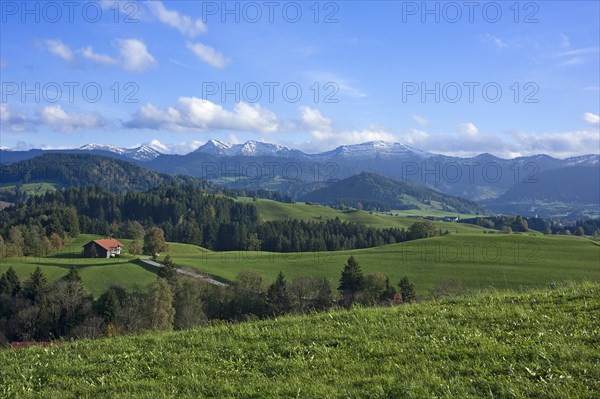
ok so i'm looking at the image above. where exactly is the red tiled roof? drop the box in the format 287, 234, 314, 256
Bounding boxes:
86, 239, 124, 250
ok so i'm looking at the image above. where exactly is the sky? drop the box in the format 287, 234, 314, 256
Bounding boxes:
0, 0, 599, 158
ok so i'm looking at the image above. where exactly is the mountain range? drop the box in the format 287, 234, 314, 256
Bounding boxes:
1, 140, 598, 218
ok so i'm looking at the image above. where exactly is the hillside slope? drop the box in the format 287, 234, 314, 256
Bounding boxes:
302, 172, 489, 214
0, 153, 210, 195
1, 283, 598, 398
493, 166, 600, 204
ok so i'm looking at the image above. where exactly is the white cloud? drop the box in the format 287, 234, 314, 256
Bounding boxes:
560, 33, 570, 49
147, 1, 207, 37
116, 39, 157, 72
187, 42, 229, 68
458, 122, 479, 136
126, 97, 279, 133
554, 47, 599, 67
298, 107, 396, 151
0, 104, 31, 132
412, 114, 430, 126
300, 106, 333, 132
42, 39, 75, 63
583, 112, 600, 124
306, 72, 366, 98
39, 106, 106, 133
0, 104, 106, 133
479, 33, 507, 49
80, 46, 118, 65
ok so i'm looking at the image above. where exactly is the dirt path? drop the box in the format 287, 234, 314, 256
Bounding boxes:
140, 258, 228, 286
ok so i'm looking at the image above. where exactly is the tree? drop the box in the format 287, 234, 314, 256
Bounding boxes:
361, 273, 388, 305
288, 276, 332, 313
95, 285, 127, 324
231, 271, 266, 319
49, 233, 63, 252
24, 267, 47, 300
124, 221, 145, 240
576, 226, 585, 236
143, 227, 169, 258
0, 235, 6, 260
0, 266, 21, 296
408, 221, 437, 240
128, 239, 142, 255
63, 206, 80, 237
144, 279, 175, 331
42, 277, 93, 337
173, 278, 206, 330
398, 276, 416, 303
338, 256, 364, 304
266, 271, 291, 316
7, 226, 24, 258
380, 277, 397, 302
65, 266, 82, 283
158, 254, 178, 284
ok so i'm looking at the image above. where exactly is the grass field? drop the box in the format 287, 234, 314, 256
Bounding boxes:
0, 234, 158, 297
248, 198, 487, 233
171, 234, 600, 292
0, 182, 58, 197
1, 282, 598, 398
1, 233, 598, 297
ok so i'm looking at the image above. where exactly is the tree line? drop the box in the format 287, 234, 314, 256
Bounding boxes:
0, 256, 421, 345
0, 185, 441, 256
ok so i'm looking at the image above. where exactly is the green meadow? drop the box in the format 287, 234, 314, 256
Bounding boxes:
1, 282, 598, 398
248, 198, 486, 233
3, 233, 598, 297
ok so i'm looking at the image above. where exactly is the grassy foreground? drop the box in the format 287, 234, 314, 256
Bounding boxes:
1, 282, 598, 398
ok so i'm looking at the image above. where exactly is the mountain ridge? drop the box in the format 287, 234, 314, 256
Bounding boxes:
1, 140, 598, 164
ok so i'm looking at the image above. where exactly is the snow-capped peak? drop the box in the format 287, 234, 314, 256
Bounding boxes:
0, 146, 14, 151
564, 154, 600, 167
78, 143, 161, 161
79, 143, 125, 154
195, 140, 296, 157
194, 139, 234, 155
324, 141, 431, 159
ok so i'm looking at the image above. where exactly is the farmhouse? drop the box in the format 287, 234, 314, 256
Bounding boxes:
83, 239, 124, 258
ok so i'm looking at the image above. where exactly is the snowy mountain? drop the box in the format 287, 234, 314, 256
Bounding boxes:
564, 154, 600, 167
193, 140, 234, 155
0, 146, 14, 152
319, 141, 432, 159
193, 140, 432, 159
78, 144, 161, 161
194, 140, 303, 158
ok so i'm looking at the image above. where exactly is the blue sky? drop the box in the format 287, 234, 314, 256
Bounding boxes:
1, 0, 599, 158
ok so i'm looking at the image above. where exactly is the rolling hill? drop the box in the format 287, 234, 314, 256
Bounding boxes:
0, 153, 211, 195
301, 172, 489, 214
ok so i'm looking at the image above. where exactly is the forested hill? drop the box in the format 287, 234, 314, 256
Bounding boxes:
302, 172, 489, 214
0, 153, 211, 195
493, 166, 600, 204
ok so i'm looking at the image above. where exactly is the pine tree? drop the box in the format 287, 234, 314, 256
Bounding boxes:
158, 254, 178, 283
338, 256, 364, 303
24, 266, 47, 300
380, 277, 397, 302
65, 266, 82, 283
398, 276, 416, 303
0, 266, 21, 296
266, 271, 291, 316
